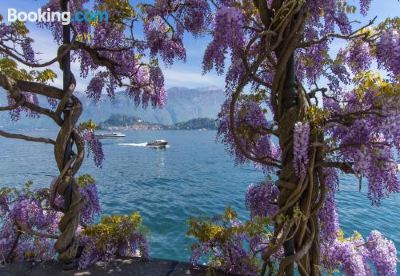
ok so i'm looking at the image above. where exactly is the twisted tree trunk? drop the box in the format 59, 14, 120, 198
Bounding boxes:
266, 4, 324, 275
51, 0, 85, 267
277, 54, 299, 276
274, 56, 325, 276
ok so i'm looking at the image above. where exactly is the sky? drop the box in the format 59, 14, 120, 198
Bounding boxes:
0, 0, 399, 92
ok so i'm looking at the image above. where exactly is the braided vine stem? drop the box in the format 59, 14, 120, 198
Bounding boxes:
52, 93, 85, 264
227, 1, 327, 275
246, 1, 327, 275
51, 0, 85, 266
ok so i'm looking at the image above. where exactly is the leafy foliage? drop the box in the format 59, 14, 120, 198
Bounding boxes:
188, 207, 271, 276
79, 212, 149, 269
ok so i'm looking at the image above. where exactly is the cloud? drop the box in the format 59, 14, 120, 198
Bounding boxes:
162, 68, 224, 89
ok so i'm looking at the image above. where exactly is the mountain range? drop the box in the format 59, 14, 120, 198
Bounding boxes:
0, 87, 225, 130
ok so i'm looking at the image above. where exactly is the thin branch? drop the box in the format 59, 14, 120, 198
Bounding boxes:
23, 101, 63, 126
0, 130, 56, 145
0, 96, 25, 111
326, 141, 390, 153
0, 72, 63, 100
298, 16, 378, 48
320, 161, 355, 174
17, 80, 64, 99
0, 33, 77, 68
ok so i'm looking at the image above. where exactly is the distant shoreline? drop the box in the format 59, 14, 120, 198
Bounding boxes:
103, 126, 216, 131
99, 115, 218, 131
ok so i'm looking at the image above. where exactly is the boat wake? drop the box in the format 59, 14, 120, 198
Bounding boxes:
119, 142, 171, 148
119, 142, 148, 147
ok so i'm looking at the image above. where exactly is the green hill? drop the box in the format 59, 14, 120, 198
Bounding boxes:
170, 118, 217, 130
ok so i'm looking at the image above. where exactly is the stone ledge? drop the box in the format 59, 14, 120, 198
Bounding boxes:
0, 258, 228, 276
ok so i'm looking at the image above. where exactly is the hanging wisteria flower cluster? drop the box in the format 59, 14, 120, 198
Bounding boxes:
217, 99, 280, 172
78, 121, 105, 168
293, 122, 310, 177
245, 181, 279, 218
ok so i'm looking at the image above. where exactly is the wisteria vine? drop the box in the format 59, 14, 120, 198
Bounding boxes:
151, 0, 400, 275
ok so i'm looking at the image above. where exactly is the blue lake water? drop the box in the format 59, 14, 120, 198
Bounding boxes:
0, 130, 399, 262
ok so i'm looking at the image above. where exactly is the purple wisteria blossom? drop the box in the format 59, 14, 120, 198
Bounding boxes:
347, 40, 373, 73
319, 168, 339, 243
79, 182, 101, 226
245, 181, 279, 219
203, 6, 245, 74
81, 130, 104, 168
366, 231, 398, 276
293, 122, 310, 177
377, 29, 400, 78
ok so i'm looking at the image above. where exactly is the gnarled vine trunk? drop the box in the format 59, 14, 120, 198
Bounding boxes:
274, 55, 324, 275
51, 0, 84, 266
263, 3, 325, 275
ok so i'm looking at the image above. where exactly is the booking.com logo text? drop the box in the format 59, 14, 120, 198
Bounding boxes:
7, 8, 109, 26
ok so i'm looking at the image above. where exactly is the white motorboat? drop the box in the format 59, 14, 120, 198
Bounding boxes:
146, 139, 168, 147
95, 132, 126, 139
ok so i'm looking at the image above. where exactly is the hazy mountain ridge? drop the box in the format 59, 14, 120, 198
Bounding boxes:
82, 87, 225, 125
0, 87, 225, 129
